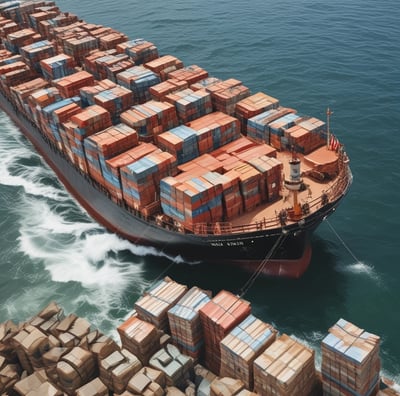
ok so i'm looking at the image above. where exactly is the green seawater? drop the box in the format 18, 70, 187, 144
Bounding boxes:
0, 0, 399, 382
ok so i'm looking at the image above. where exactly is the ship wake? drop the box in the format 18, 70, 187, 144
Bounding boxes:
0, 119, 183, 333
0, 118, 64, 200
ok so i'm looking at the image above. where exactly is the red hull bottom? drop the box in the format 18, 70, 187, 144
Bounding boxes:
214, 242, 312, 279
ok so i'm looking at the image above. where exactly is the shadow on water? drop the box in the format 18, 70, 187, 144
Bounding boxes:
133, 234, 348, 337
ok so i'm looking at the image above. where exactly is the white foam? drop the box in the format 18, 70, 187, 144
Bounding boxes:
380, 369, 400, 391
308, 330, 326, 343
335, 260, 383, 285
341, 261, 375, 275
16, 193, 153, 288
0, 119, 65, 200
0, 114, 185, 333
13, 185, 186, 332
14, 194, 147, 331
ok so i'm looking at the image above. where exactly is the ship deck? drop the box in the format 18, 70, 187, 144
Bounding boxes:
229, 146, 340, 229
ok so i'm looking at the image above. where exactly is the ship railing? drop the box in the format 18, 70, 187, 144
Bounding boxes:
324, 158, 352, 201
193, 217, 282, 235
191, 159, 352, 236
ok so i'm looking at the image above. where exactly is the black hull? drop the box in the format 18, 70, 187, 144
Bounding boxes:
0, 91, 349, 278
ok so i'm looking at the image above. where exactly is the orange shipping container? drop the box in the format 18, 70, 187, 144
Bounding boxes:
149, 79, 188, 101
144, 54, 184, 81
99, 32, 128, 51
53, 70, 95, 98
234, 143, 277, 161
236, 92, 280, 118
10, 77, 49, 111
104, 142, 159, 179
178, 153, 223, 174
167, 65, 208, 86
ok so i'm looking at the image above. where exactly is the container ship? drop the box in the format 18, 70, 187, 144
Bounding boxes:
0, 1, 352, 278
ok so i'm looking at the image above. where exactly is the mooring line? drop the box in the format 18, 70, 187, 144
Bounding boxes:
238, 232, 288, 298
326, 219, 361, 263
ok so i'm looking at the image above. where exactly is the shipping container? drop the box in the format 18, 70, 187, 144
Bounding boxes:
53, 70, 95, 98
188, 111, 241, 154
120, 149, 177, 211
79, 79, 116, 107
121, 100, 178, 141
39, 53, 76, 81
93, 85, 134, 124
103, 142, 159, 200
84, 123, 139, 193
62, 34, 98, 65
167, 64, 208, 86
160, 173, 224, 230
235, 92, 280, 133
144, 54, 184, 81
246, 107, 297, 145
165, 88, 212, 124
149, 78, 188, 102
157, 125, 199, 165
19, 40, 56, 72
117, 65, 160, 104
10, 76, 49, 114
134, 278, 188, 333
116, 38, 159, 65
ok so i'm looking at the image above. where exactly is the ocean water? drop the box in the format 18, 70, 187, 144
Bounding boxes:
1, 0, 399, 381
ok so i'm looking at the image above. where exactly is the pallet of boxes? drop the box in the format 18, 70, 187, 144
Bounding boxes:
167, 286, 211, 363
0, 301, 120, 395
0, 277, 196, 396
117, 277, 195, 395
2, 276, 396, 396
321, 318, 381, 396
198, 289, 252, 376
195, 288, 319, 396
253, 333, 317, 396
219, 314, 277, 390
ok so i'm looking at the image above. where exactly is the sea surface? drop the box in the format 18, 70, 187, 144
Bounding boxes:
1, 0, 399, 382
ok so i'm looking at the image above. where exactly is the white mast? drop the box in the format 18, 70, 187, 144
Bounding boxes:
326, 107, 333, 148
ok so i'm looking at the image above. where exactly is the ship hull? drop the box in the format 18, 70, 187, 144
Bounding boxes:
0, 91, 346, 278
